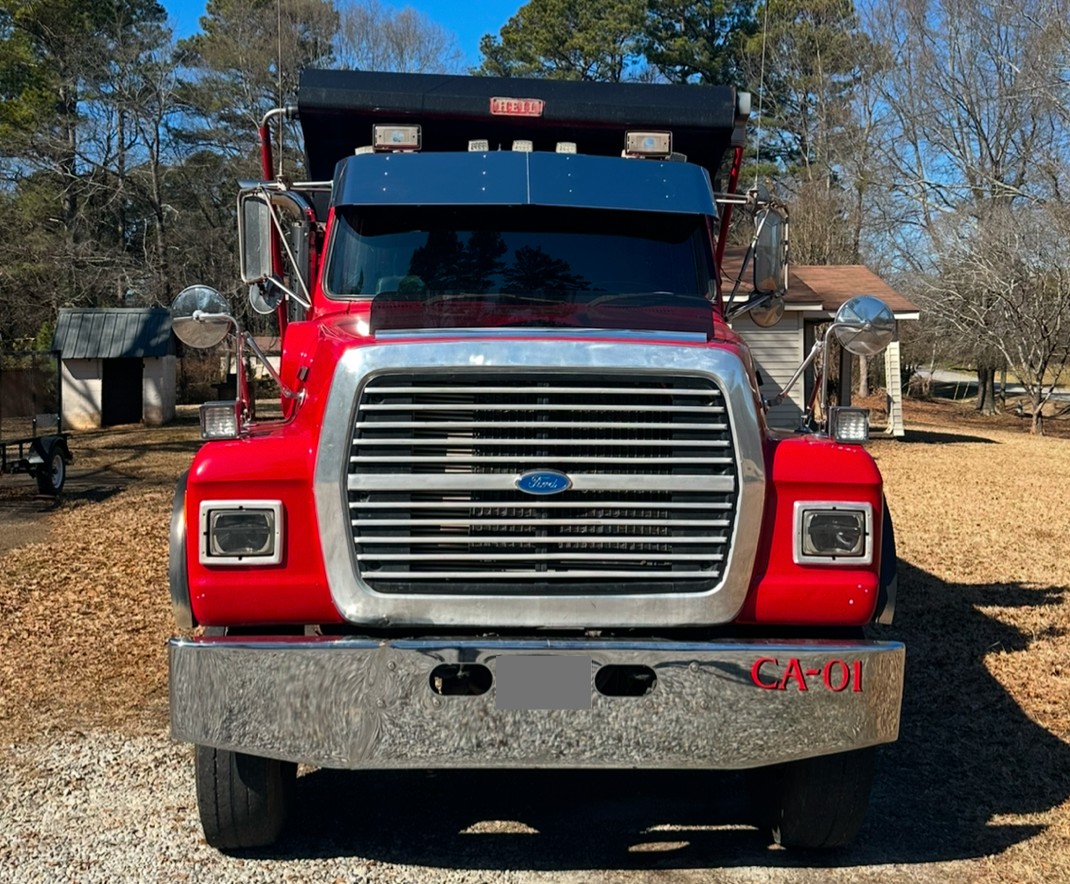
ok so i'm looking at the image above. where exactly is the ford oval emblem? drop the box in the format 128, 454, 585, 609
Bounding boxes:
515, 470, 572, 495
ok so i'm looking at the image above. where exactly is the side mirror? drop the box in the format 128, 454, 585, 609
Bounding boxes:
753, 208, 787, 294
750, 296, 785, 328
171, 285, 232, 349
238, 192, 274, 284
834, 295, 896, 357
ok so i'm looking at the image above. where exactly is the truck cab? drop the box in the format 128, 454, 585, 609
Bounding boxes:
168, 70, 903, 852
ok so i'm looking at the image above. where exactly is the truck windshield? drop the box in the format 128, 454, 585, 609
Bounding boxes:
324, 205, 718, 335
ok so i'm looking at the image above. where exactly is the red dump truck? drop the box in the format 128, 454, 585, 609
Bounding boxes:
167, 71, 903, 851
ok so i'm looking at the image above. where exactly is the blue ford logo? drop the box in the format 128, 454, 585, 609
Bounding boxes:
515, 470, 572, 495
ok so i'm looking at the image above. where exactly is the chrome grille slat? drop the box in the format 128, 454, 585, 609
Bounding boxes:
348, 371, 739, 594
367, 570, 721, 580
351, 455, 733, 464
360, 403, 725, 413
363, 421, 728, 430
352, 519, 730, 527
365, 385, 722, 397
358, 552, 724, 562
352, 438, 731, 447
355, 534, 728, 542
349, 475, 735, 492
349, 500, 732, 509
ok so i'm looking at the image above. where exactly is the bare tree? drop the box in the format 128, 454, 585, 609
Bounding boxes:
335, 0, 464, 73
923, 204, 1070, 433
862, 0, 1070, 416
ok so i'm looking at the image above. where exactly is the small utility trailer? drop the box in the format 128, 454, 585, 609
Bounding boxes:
0, 350, 71, 495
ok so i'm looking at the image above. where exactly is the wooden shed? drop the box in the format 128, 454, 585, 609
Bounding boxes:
722, 249, 919, 435
52, 308, 176, 429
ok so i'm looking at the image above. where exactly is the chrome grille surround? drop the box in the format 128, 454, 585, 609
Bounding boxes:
314, 333, 766, 628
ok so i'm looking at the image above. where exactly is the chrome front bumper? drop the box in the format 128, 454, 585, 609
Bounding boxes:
169, 637, 904, 770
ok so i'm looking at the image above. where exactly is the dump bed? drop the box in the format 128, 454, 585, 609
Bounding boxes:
296, 70, 746, 182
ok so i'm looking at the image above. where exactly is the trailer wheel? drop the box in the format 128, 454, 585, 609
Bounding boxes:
195, 745, 296, 849
36, 445, 66, 495
746, 746, 875, 848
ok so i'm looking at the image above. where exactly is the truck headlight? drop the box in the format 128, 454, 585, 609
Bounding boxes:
794, 502, 872, 565
199, 501, 283, 565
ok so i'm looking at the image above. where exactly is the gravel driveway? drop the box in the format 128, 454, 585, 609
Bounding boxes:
1, 729, 991, 884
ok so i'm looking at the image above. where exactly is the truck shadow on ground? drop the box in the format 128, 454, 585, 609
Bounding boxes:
897, 428, 999, 445
257, 561, 1070, 871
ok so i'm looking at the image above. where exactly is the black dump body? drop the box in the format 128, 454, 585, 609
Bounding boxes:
296, 70, 744, 183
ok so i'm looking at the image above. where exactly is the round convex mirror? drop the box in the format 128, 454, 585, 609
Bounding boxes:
750, 296, 785, 328
834, 295, 896, 357
171, 285, 232, 349
249, 281, 283, 315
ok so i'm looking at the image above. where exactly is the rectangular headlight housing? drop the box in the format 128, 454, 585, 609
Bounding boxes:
200, 401, 242, 440
829, 406, 870, 443
794, 502, 873, 565
200, 501, 283, 566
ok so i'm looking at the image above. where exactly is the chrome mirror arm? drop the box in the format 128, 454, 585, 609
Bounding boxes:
191, 311, 304, 403
769, 318, 873, 415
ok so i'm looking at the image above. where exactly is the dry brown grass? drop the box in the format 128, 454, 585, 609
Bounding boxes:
0, 398, 1068, 880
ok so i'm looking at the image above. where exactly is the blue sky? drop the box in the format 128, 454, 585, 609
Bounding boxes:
163, 1, 522, 68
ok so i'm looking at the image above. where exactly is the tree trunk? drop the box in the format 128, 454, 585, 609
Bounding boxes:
858, 355, 869, 398
976, 366, 998, 415
1032, 406, 1044, 435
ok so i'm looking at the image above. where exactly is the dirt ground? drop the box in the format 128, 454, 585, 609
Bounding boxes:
1, 397, 1069, 881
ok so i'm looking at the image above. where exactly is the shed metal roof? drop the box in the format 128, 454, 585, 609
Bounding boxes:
53, 308, 174, 359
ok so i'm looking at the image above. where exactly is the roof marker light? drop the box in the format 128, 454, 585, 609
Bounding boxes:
373, 124, 421, 152
625, 131, 672, 159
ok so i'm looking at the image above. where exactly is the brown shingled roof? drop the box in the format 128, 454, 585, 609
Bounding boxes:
721, 246, 919, 317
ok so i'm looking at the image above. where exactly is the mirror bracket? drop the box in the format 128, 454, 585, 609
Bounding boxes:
172, 285, 305, 436
768, 296, 896, 436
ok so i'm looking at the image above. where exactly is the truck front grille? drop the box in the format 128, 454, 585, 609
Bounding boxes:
348, 372, 738, 594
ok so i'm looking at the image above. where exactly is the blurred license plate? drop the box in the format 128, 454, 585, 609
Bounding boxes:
495, 655, 591, 710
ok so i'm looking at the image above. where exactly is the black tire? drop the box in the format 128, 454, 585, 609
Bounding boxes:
36, 446, 66, 495
195, 745, 297, 849
746, 746, 876, 848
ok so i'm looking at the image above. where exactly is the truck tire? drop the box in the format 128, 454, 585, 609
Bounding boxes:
745, 746, 875, 848
35, 444, 66, 495
195, 745, 296, 849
